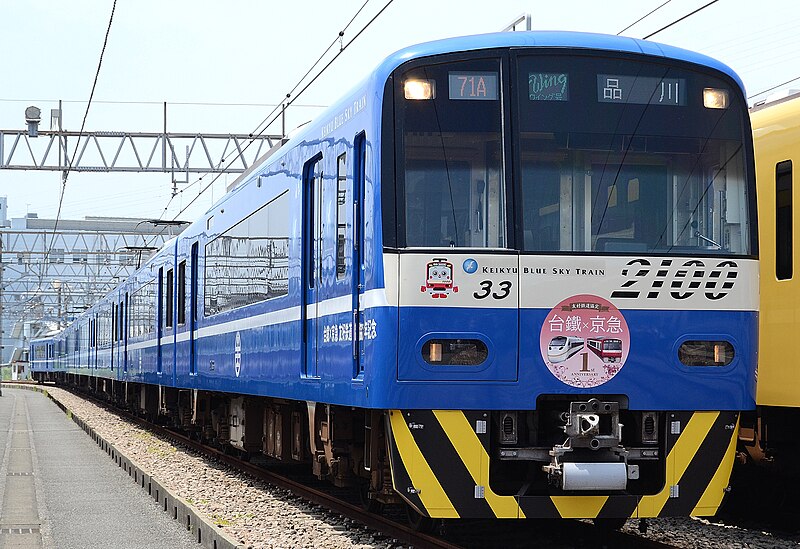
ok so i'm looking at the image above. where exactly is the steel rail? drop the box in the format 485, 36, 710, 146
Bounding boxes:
30, 383, 686, 549
73, 390, 462, 549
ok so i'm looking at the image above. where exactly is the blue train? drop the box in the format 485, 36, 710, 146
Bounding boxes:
31, 30, 758, 525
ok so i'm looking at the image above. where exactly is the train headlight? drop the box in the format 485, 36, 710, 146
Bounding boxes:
421, 339, 488, 365
404, 79, 435, 100
703, 88, 729, 109
678, 340, 734, 366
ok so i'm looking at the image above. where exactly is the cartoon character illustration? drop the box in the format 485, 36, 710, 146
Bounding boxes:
421, 258, 459, 298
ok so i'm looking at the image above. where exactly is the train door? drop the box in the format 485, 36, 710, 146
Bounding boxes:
302, 153, 323, 378
124, 292, 129, 375
157, 267, 163, 376
189, 242, 199, 375
89, 313, 100, 370
177, 257, 187, 380
353, 133, 367, 376
165, 265, 175, 385
93, 314, 98, 371
116, 298, 124, 378
111, 302, 116, 372
88, 318, 93, 371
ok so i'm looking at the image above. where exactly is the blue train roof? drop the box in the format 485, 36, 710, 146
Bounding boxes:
376, 31, 746, 94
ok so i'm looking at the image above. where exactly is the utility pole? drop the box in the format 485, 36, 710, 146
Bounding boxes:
0, 233, 4, 369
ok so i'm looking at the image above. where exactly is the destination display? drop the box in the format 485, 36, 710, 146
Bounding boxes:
448, 72, 498, 100
529, 72, 569, 101
597, 75, 686, 106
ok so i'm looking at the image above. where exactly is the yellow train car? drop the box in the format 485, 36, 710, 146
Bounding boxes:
749, 92, 800, 461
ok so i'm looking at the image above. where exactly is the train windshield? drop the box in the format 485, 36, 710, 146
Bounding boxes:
605, 339, 622, 351
397, 57, 507, 248
516, 54, 752, 255
393, 52, 753, 255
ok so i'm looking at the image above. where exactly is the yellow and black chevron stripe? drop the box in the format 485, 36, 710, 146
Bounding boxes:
387, 409, 738, 519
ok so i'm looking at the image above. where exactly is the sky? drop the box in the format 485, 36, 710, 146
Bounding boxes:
1, 0, 798, 224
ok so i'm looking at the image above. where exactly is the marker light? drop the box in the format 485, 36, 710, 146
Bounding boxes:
703, 88, 729, 109
678, 340, 734, 366
404, 79, 435, 100
421, 339, 488, 365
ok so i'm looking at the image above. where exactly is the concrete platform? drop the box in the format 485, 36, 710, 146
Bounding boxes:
0, 388, 200, 549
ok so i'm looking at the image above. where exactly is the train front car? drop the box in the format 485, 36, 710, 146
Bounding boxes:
376, 33, 757, 522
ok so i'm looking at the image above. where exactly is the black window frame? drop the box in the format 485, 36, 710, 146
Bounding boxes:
776, 160, 793, 280
178, 260, 186, 326
166, 268, 174, 328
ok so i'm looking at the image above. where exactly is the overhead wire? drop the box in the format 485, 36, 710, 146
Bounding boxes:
146, 0, 377, 229
0, 98, 326, 108
246, 0, 373, 143
643, 0, 719, 39
142, 0, 396, 249
749, 76, 800, 100
617, 0, 672, 35
40, 0, 118, 293
620, 0, 800, 104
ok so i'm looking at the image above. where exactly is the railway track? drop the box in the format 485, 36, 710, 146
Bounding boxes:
46, 384, 471, 549
12, 382, 729, 549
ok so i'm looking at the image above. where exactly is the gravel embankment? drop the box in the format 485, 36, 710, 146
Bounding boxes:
32, 386, 800, 549
38, 386, 398, 549
621, 516, 800, 549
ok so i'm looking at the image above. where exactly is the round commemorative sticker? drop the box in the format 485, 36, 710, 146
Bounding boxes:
539, 294, 629, 388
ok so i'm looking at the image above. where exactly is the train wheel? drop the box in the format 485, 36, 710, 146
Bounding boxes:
358, 481, 383, 514
405, 503, 436, 533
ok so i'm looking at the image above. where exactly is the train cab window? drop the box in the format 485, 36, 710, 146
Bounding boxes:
397, 57, 507, 248
178, 260, 186, 325
166, 268, 174, 328
776, 160, 793, 280
515, 55, 753, 255
336, 153, 347, 279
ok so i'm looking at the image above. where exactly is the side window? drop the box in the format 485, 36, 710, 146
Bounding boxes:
336, 152, 347, 279
166, 269, 174, 328
205, 190, 290, 316
178, 260, 186, 325
777, 160, 793, 280
130, 281, 156, 338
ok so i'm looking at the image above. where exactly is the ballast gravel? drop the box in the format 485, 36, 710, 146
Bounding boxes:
35, 386, 800, 549
41, 386, 391, 549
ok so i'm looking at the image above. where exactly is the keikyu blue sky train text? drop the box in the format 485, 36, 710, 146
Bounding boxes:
30, 31, 758, 526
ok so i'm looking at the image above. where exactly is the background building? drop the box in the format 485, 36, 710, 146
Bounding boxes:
0, 197, 184, 377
